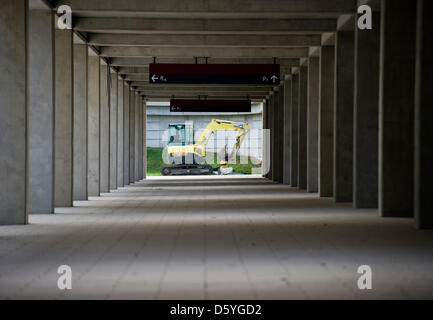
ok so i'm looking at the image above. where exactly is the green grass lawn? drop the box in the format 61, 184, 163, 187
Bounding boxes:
146, 147, 261, 176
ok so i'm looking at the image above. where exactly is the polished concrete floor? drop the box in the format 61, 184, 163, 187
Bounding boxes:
0, 177, 432, 299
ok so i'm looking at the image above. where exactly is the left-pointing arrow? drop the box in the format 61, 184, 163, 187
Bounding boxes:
151, 74, 158, 82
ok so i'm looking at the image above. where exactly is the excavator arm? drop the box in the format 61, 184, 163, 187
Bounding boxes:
193, 119, 249, 159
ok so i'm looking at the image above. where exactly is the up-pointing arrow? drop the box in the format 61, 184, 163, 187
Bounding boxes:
271, 75, 278, 83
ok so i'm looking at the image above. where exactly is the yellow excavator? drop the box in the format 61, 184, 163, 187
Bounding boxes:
161, 119, 249, 176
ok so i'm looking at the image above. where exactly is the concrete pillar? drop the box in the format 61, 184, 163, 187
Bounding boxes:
290, 73, 299, 187
134, 93, 140, 181
142, 101, 147, 179
73, 43, 88, 201
283, 78, 292, 185
109, 70, 118, 190
123, 83, 130, 185
414, 0, 432, 229
379, 0, 417, 217
333, 30, 355, 203
28, 8, 54, 214
117, 78, 124, 187
298, 66, 308, 190
269, 93, 275, 181
129, 89, 136, 183
137, 97, 144, 180
307, 57, 320, 193
87, 54, 100, 197
277, 86, 284, 184
0, 0, 28, 224
262, 98, 271, 178
353, 12, 380, 208
99, 63, 110, 193
318, 45, 335, 197
54, 28, 73, 207
272, 89, 281, 183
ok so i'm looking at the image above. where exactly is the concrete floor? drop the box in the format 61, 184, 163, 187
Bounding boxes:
0, 177, 432, 300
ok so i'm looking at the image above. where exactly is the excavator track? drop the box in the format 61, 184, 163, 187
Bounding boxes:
161, 164, 214, 176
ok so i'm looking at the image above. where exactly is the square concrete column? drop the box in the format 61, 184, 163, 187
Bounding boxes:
262, 98, 271, 178
283, 79, 292, 185
298, 66, 308, 190
0, 0, 28, 224
290, 73, 299, 187
117, 78, 124, 188
99, 63, 110, 193
272, 89, 282, 183
109, 70, 118, 190
268, 93, 274, 180
54, 28, 73, 207
87, 54, 100, 197
142, 101, 147, 179
334, 30, 355, 203
28, 8, 54, 214
277, 86, 285, 184
73, 43, 88, 201
414, 0, 432, 229
319, 45, 335, 197
137, 97, 144, 180
134, 93, 140, 181
123, 83, 130, 185
379, 0, 417, 217
307, 57, 320, 193
129, 89, 136, 183
353, 11, 380, 208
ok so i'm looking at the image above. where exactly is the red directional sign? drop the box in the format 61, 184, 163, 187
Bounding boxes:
149, 64, 280, 85
170, 99, 251, 113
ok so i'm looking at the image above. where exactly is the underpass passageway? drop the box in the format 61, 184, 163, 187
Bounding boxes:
1, 178, 432, 299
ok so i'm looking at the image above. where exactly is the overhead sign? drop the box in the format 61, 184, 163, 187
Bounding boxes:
150, 64, 280, 85
170, 99, 251, 113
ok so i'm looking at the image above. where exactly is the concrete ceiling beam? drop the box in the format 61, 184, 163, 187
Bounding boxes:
52, 0, 356, 17
111, 57, 300, 67
132, 86, 274, 92
100, 47, 309, 59
88, 34, 322, 47
75, 18, 337, 34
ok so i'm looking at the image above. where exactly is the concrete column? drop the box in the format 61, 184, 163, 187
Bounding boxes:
333, 30, 355, 203
290, 73, 299, 187
73, 43, 88, 201
414, 0, 432, 229
319, 45, 335, 197
137, 98, 144, 180
353, 12, 380, 208
129, 89, 136, 183
277, 86, 285, 184
379, 0, 417, 217
117, 78, 124, 187
269, 93, 275, 181
134, 93, 140, 181
87, 54, 100, 197
99, 63, 110, 193
28, 8, 54, 214
54, 28, 73, 207
272, 89, 280, 183
109, 70, 118, 190
123, 83, 130, 185
262, 99, 270, 178
307, 57, 320, 193
283, 79, 292, 185
0, 0, 28, 224
298, 66, 308, 190
142, 101, 147, 179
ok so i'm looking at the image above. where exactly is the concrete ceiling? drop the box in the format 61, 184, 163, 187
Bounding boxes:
46, 0, 359, 100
